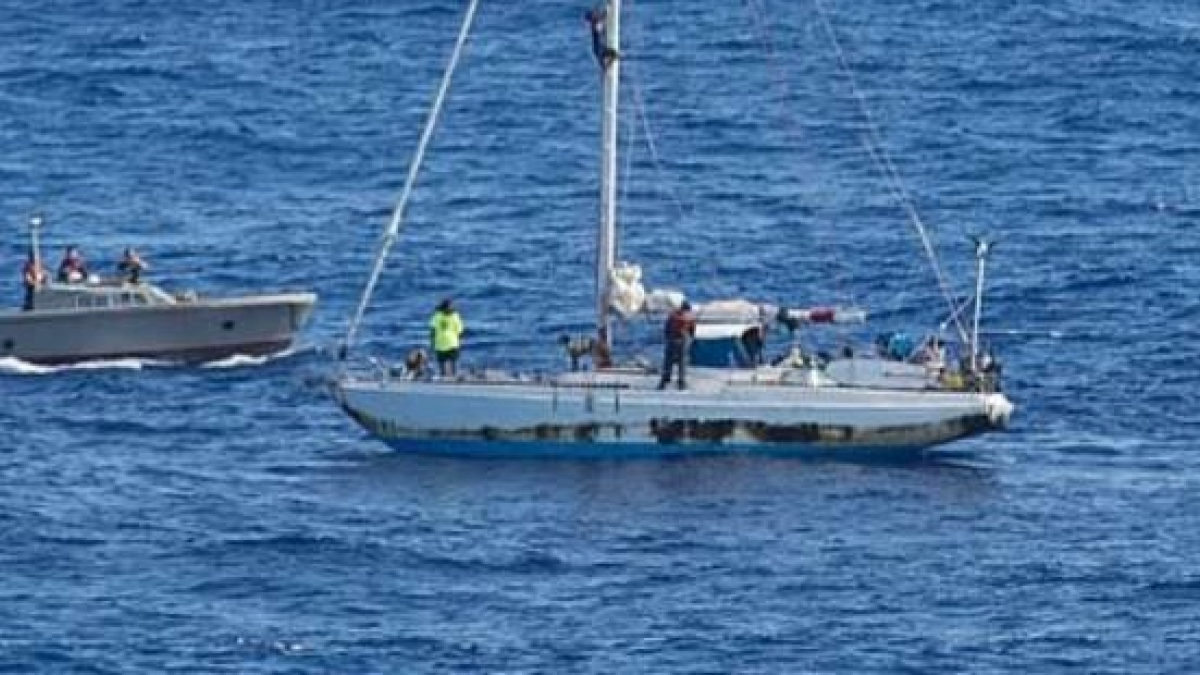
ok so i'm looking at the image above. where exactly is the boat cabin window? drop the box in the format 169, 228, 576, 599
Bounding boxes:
77, 294, 112, 309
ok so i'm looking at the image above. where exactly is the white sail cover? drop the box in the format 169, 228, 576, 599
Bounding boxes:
608, 261, 687, 317
608, 262, 647, 318
693, 299, 771, 323
644, 288, 686, 314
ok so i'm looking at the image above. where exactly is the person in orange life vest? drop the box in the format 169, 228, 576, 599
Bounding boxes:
57, 245, 88, 283
658, 301, 697, 390
428, 298, 465, 377
21, 252, 46, 311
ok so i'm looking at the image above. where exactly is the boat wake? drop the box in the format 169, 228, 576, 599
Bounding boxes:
201, 353, 275, 369
200, 345, 313, 369
0, 356, 57, 375
0, 356, 166, 375
0, 346, 313, 375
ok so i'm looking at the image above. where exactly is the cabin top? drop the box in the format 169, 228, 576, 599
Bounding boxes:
32, 280, 184, 311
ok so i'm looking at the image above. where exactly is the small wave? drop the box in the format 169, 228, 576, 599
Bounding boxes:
408, 548, 570, 575
200, 346, 310, 369
201, 354, 273, 369
1143, 578, 1200, 600
232, 636, 308, 656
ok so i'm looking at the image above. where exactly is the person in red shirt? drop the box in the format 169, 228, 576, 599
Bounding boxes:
658, 302, 697, 390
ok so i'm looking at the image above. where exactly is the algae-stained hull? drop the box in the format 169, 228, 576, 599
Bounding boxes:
336, 369, 1013, 458
0, 293, 316, 364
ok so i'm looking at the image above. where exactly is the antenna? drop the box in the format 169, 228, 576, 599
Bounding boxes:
29, 213, 43, 275
969, 235, 995, 372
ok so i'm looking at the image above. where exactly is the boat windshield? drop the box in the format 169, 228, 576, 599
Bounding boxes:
33, 282, 177, 310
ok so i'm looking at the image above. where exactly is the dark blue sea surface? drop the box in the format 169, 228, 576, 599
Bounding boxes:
2, 0, 1198, 671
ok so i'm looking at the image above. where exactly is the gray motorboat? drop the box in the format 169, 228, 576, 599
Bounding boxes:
1, 217, 317, 365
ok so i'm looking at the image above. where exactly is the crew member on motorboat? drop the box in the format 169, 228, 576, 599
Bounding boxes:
428, 298, 464, 377
57, 246, 88, 284
658, 301, 697, 390
21, 252, 46, 311
117, 247, 147, 284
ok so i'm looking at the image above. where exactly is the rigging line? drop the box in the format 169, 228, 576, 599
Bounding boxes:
619, 0, 635, 219
628, 74, 689, 227
809, 0, 969, 343
621, 0, 712, 292
626, 68, 697, 252
339, 0, 482, 360
741, 0, 857, 308
620, 71, 635, 236
630, 75, 726, 297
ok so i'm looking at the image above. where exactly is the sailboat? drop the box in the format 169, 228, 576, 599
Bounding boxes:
332, 0, 1014, 458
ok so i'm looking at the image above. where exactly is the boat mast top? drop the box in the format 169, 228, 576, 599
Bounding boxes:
593, 0, 621, 362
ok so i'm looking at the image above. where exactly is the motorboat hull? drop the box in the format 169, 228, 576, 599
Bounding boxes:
0, 293, 316, 364
335, 369, 1013, 458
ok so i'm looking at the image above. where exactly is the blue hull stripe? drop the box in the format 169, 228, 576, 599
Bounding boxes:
380, 437, 933, 460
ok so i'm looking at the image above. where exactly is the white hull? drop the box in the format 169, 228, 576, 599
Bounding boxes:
335, 368, 1013, 457
0, 293, 316, 364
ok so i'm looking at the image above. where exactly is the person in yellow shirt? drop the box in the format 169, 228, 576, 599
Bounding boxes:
428, 298, 464, 377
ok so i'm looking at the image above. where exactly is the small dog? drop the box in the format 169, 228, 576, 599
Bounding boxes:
404, 348, 429, 378
559, 335, 597, 371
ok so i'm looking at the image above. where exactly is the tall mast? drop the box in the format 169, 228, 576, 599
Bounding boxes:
595, 0, 621, 359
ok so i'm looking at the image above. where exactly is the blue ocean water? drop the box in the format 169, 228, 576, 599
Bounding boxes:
2, 0, 1199, 671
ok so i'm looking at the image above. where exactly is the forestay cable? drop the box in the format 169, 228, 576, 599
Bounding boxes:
809, 0, 969, 342
340, 0, 482, 359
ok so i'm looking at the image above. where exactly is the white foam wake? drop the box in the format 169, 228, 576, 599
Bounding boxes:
0, 356, 160, 374
201, 354, 273, 369
0, 356, 56, 375
0, 345, 310, 374
200, 347, 304, 369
